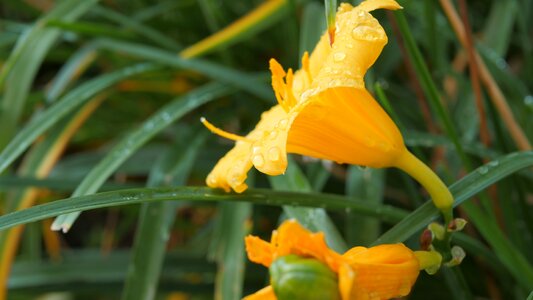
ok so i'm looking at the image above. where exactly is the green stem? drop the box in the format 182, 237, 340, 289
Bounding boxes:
394, 149, 453, 223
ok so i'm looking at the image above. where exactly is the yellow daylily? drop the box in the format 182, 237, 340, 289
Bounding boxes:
243, 220, 441, 300
202, 0, 453, 214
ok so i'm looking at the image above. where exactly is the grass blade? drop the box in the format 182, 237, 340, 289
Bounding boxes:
51, 82, 235, 231
122, 131, 207, 300
374, 151, 533, 290
0, 63, 158, 175
94, 38, 272, 100
270, 159, 348, 252
0, 0, 100, 148
0, 187, 408, 233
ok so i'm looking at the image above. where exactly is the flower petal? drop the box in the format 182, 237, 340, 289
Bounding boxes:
269, 220, 344, 272
287, 87, 405, 168
205, 105, 288, 192
206, 142, 253, 193
309, 3, 390, 94
245, 235, 275, 267
343, 244, 420, 300
356, 0, 402, 13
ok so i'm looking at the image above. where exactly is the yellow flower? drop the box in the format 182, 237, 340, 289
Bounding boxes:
243, 220, 440, 300
202, 0, 453, 214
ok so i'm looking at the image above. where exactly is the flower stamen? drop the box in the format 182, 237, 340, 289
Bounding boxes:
200, 117, 253, 143
302, 51, 312, 84
269, 58, 297, 112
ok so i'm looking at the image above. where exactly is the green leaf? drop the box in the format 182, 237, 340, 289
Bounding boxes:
345, 167, 384, 246
94, 38, 273, 101
121, 130, 208, 300
374, 151, 533, 290
0, 187, 407, 233
51, 82, 235, 231
0, 0, 100, 149
269, 158, 348, 252
212, 202, 251, 300
0, 63, 158, 175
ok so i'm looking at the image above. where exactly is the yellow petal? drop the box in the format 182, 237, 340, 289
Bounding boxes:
205, 105, 288, 192
243, 286, 277, 300
310, 3, 389, 92
205, 142, 253, 193
287, 87, 405, 168
356, 0, 402, 13
343, 244, 420, 300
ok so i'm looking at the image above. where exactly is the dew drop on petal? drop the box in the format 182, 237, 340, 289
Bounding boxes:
252, 146, 261, 154
278, 119, 288, 129
269, 130, 278, 140
351, 25, 382, 41
207, 174, 217, 185
230, 177, 239, 184
333, 52, 346, 62
252, 154, 265, 167
268, 147, 281, 161
398, 283, 412, 296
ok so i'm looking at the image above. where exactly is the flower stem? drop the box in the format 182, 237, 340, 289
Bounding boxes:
394, 149, 453, 223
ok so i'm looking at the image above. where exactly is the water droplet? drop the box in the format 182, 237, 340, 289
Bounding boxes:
278, 119, 288, 129
268, 147, 281, 161
488, 160, 499, 167
269, 130, 278, 140
333, 52, 346, 62
328, 79, 341, 87
252, 146, 261, 154
252, 154, 265, 167
478, 166, 488, 175
161, 112, 171, 122
351, 25, 382, 41
397, 283, 411, 295
524, 95, 533, 107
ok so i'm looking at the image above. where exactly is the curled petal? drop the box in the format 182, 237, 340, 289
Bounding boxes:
245, 235, 275, 267
287, 88, 405, 168
357, 0, 402, 13
343, 244, 420, 299
206, 143, 253, 193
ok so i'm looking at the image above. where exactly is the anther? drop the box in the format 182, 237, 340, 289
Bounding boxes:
200, 117, 253, 143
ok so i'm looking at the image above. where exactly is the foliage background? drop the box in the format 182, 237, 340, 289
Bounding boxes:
0, 0, 532, 299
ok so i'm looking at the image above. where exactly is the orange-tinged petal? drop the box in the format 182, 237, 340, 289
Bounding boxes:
244, 221, 424, 300
205, 0, 407, 193
243, 286, 277, 300
245, 235, 275, 267
343, 244, 420, 300
338, 263, 356, 300
287, 88, 405, 168
271, 220, 343, 271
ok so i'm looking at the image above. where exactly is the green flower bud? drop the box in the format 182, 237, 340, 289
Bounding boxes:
270, 254, 341, 300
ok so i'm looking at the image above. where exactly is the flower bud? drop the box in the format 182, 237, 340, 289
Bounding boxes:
270, 254, 341, 300
447, 218, 467, 232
